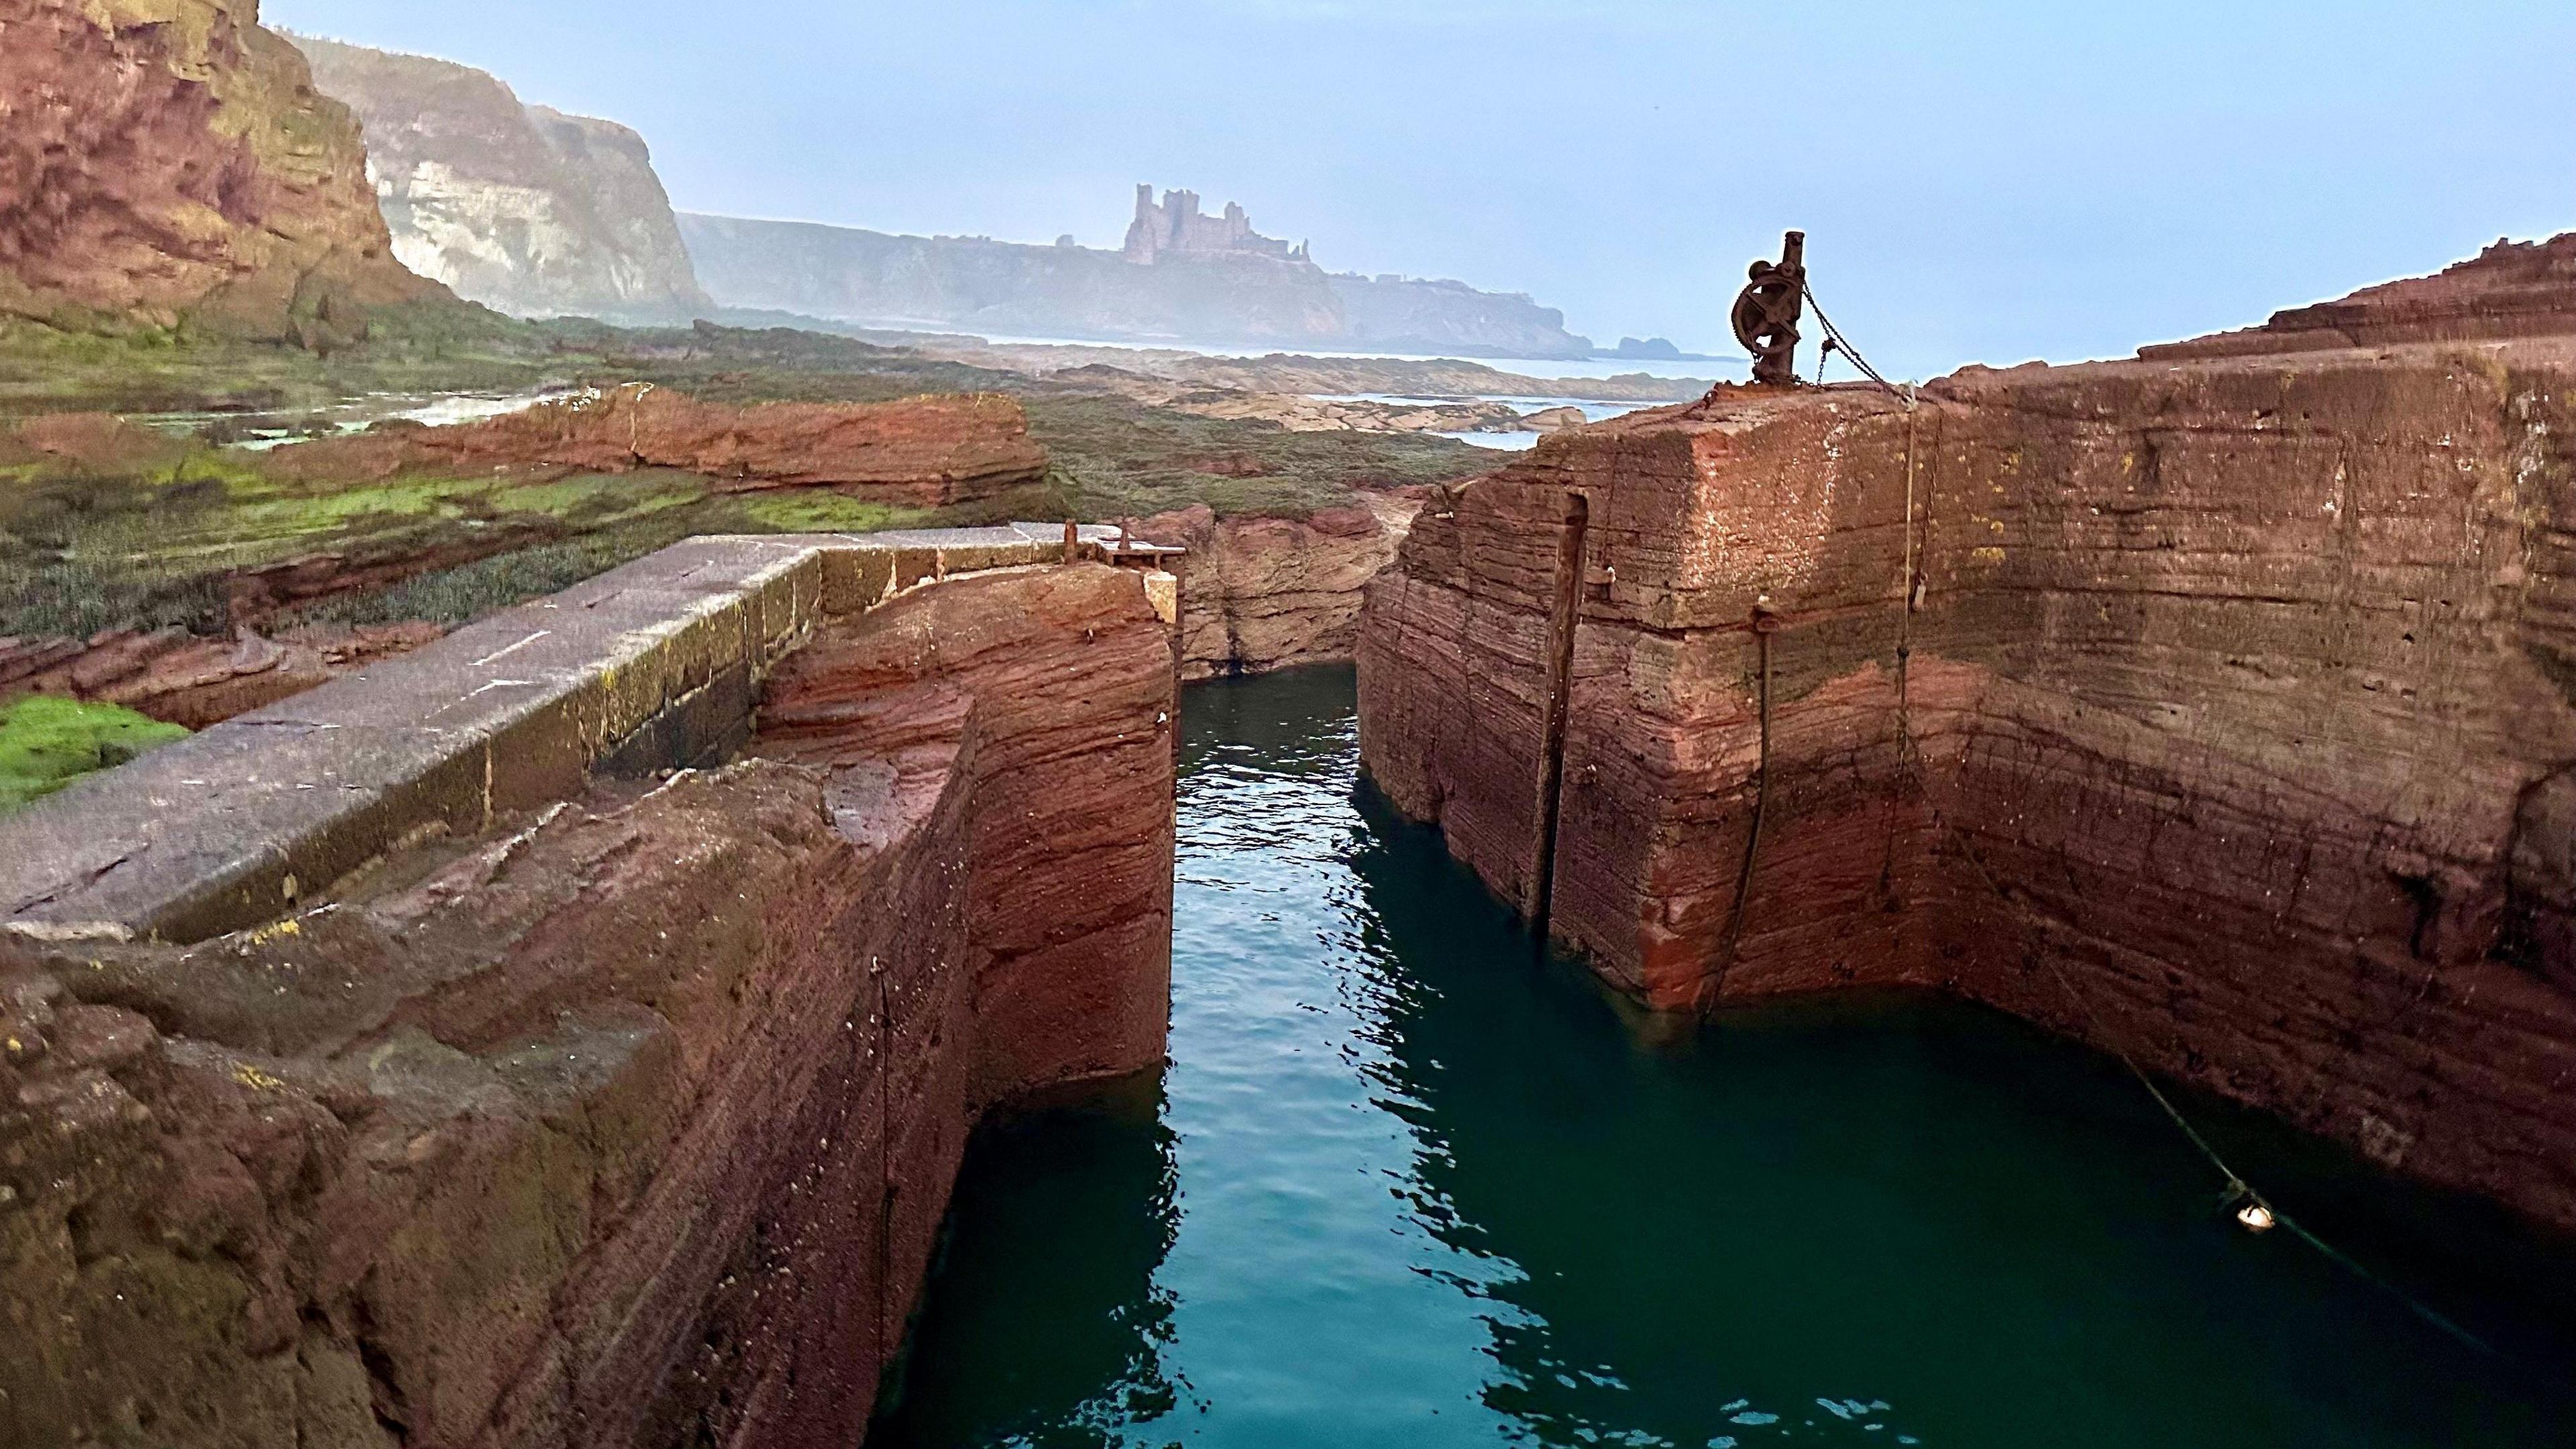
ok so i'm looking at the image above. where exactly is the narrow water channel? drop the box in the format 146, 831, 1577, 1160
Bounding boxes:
870, 667, 2576, 1448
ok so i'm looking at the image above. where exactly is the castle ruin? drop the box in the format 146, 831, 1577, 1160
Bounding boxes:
1122, 184, 1310, 266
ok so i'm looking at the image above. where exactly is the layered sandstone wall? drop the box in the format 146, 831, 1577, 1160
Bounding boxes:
0, 0, 439, 341
0, 527, 1177, 1448
1140, 494, 1420, 678
1358, 333, 2576, 1228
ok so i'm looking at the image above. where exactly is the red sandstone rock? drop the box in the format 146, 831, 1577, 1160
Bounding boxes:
4, 411, 193, 472
2148, 231, 2576, 359
0, 561, 1174, 1448
1138, 494, 1419, 678
265, 386, 1053, 506
0, 621, 443, 728
1359, 322, 2576, 1230
0, 0, 439, 339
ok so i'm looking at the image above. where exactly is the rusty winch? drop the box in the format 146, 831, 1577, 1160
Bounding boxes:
1731, 229, 1807, 386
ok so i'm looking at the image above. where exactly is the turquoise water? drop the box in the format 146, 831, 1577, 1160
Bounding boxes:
870, 667, 2576, 1448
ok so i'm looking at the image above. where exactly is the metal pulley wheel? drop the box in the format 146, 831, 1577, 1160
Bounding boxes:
1731, 269, 1801, 356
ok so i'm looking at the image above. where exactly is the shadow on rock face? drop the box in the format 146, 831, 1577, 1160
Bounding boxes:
869, 1075, 1186, 1448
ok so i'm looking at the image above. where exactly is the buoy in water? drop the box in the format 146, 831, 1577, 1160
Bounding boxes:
2236, 1202, 2277, 1234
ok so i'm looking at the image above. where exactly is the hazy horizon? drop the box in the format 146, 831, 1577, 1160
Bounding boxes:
270, 0, 2574, 378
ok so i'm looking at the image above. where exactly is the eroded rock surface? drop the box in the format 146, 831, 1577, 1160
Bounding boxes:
2152, 231, 2576, 358
290, 34, 713, 323
0, 622, 443, 729
1359, 323, 2576, 1228
267, 386, 1052, 505
0, 553, 1175, 1448
0, 0, 439, 339
1142, 494, 1419, 679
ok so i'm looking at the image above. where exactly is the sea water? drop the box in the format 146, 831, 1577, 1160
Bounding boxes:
869, 667, 2576, 1448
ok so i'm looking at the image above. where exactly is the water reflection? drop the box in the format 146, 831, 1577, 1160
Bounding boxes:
873, 666, 2576, 1449
869, 1077, 1187, 1447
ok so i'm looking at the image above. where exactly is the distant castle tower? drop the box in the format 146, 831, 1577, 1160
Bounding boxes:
1123, 184, 1309, 266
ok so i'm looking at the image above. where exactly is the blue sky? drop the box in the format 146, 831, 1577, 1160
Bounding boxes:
268, 0, 2575, 376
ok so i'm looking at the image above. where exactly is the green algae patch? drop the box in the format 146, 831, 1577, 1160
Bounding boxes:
735, 490, 912, 535
0, 696, 191, 814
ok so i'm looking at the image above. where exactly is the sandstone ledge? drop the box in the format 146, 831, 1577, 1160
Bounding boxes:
264, 388, 1053, 508
1138, 494, 1420, 680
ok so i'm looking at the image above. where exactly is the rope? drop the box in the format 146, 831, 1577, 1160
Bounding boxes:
1889, 722, 2495, 1356
1898, 384, 1919, 748
1701, 614, 1775, 1010
1775, 279, 2496, 1356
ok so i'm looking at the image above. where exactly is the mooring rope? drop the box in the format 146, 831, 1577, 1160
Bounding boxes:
1701, 608, 1777, 1008
1888, 723, 2495, 1355
1739, 281, 2500, 1356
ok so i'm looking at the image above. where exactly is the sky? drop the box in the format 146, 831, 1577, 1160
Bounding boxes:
266, 0, 2576, 378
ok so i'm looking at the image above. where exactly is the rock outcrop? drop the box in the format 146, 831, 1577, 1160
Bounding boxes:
266, 386, 1053, 506
1140, 495, 1420, 679
1059, 364, 1523, 435
289, 34, 714, 323
2149, 231, 2576, 359
0, 529, 1177, 1448
1358, 278, 2576, 1228
0, 0, 439, 341
0, 622, 443, 729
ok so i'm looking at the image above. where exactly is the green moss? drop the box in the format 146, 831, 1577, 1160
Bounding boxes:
734, 490, 912, 535
490, 471, 710, 523
0, 696, 191, 814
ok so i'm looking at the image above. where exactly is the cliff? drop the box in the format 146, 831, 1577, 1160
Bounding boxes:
0, 0, 439, 343
289, 34, 714, 323
0, 529, 1178, 1447
1329, 272, 1589, 360
678, 201, 1595, 358
681, 213, 1346, 346
1357, 253, 2576, 1229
